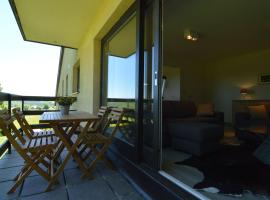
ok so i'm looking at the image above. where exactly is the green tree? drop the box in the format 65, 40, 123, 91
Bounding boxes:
24, 104, 30, 111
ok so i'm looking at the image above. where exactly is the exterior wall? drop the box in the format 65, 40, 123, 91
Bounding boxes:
57, 48, 78, 96
57, 0, 134, 113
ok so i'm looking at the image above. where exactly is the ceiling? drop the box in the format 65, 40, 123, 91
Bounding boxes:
10, 0, 104, 48
163, 0, 270, 66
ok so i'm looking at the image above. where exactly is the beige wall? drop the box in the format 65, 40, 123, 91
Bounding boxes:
57, 0, 134, 114
204, 49, 270, 123
57, 48, 77, 96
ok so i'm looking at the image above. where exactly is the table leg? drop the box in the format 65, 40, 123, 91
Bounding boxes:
46, 120, 92, 191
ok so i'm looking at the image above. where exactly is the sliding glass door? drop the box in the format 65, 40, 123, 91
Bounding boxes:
101, 9, 137, 161
101, 0, 162, 168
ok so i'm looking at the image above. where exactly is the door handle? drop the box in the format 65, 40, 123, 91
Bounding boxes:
154, 71, 158, 86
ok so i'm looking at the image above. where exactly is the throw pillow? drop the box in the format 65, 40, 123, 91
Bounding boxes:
248, 105, 268, 120
197, 103, 214, 116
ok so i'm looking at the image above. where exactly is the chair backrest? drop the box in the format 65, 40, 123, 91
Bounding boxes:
12, 108, 34, 139
92, 106, 109, 131
103, 108, 124, 139
0, 111, 49, 173
0, 111, 26, 152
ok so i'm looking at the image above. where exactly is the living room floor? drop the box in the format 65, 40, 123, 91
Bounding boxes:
162, 127, 270, 200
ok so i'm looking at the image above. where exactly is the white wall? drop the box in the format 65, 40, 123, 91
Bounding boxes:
204, 49, 270, 123
163, 66, 181, 100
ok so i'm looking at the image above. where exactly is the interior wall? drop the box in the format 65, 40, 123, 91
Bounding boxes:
178, 64, 205, 103
204, 49, 270, 123
163, 66, 181, 101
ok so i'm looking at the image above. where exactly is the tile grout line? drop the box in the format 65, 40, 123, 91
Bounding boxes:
97, 167, 121, 200
18, 178, 25, 198
63, 169, 70, 200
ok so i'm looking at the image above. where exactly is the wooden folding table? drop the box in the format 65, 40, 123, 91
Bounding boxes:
39, 111, 99, 191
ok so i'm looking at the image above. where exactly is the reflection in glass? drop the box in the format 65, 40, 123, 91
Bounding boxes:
103, 14, 137, 145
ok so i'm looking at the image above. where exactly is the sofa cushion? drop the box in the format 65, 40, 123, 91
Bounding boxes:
197, 103, 214, 116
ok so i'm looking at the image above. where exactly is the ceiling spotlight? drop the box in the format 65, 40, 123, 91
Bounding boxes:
184, 29, 199, 41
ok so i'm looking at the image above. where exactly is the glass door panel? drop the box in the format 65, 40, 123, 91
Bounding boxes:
102, 13, 137, 161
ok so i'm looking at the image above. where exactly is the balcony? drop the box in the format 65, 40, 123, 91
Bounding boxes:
0, 149, 144, 200
0, 92, 144, 200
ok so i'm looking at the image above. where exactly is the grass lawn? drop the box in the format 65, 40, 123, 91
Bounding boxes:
0, 115, 40, 145
25, 115, 40, 125
0, 136, 7, 145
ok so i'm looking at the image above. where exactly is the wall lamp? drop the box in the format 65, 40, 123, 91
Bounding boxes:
240, 88, 248, 95
184, 29, 199, 41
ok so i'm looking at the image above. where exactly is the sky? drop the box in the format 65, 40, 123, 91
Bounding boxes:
0, 1, 60, 96
108, 55, 136, 98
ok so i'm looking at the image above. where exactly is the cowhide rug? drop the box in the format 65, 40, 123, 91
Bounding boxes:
175, 144, 270, 196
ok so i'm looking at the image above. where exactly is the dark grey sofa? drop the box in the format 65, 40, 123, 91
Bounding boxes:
169, 122, 224, 156
162, 101, 224, 147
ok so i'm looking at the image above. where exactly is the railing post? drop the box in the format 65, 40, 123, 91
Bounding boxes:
7, 94, 12, 154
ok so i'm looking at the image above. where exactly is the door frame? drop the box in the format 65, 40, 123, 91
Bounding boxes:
136, 0, 163, 169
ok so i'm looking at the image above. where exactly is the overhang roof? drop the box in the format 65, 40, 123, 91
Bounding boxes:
9, 0, 104, 48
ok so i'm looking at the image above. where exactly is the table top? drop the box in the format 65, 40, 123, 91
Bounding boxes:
39, 111, 99, 123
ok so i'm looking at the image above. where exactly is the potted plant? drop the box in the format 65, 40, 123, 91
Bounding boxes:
56, 96, 76, 115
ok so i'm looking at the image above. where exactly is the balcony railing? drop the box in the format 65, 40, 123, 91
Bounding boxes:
0, 92, 60, 158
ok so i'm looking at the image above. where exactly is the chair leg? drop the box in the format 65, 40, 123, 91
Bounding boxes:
102, 155, 116, 170
82, 143, 109, 179
8, 166, 33, 194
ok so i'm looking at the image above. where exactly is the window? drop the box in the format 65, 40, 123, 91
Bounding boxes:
103, 14, 136, 102
72, 60, 80, 93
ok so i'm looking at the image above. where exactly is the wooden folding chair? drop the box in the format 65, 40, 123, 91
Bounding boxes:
0, 111, 59, 194
12, 108, 54, 139
78, 106, 109, 159
80, 108, 124, 178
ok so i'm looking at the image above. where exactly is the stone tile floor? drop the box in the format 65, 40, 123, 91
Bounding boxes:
0, 150, 145, 200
